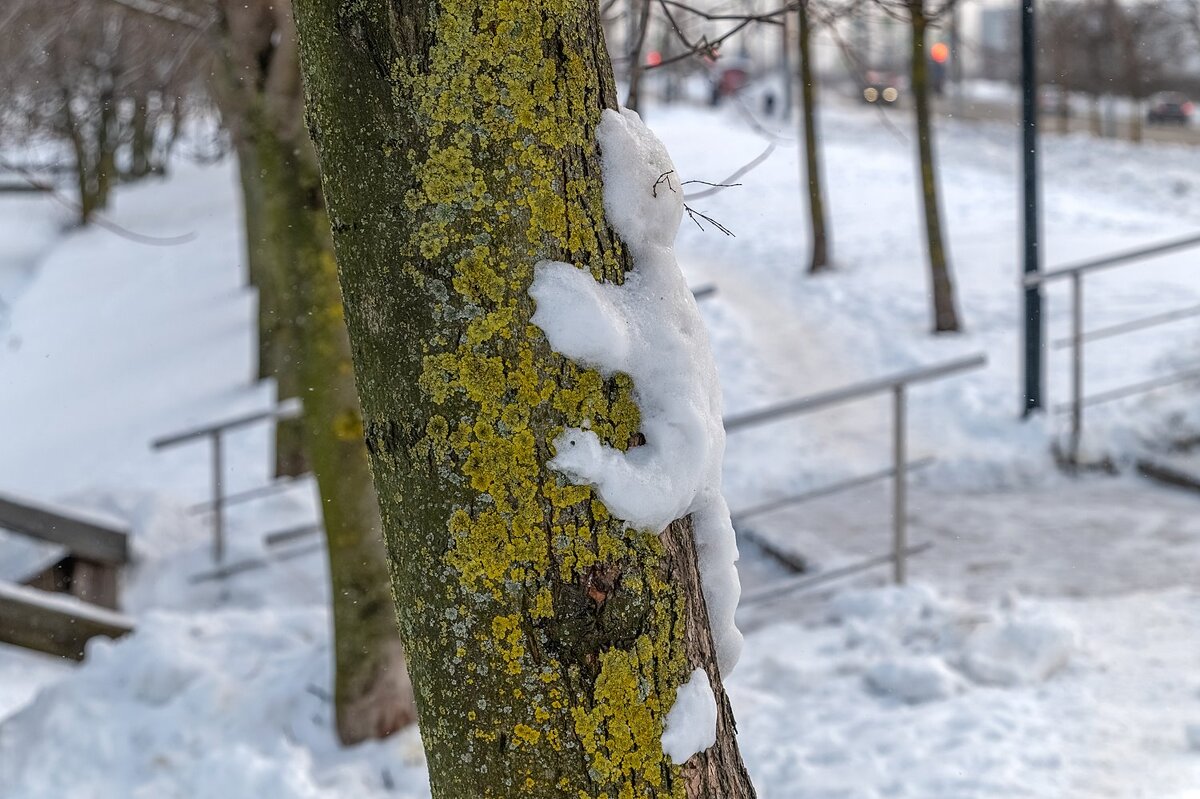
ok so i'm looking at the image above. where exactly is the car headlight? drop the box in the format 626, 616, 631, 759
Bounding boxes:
882, 87, 899, 103
864, 87, 879, 102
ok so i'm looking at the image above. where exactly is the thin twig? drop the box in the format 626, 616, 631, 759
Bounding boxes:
684, 204, 735, 236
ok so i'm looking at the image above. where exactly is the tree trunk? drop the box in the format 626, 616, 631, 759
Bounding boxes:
62, 93, 100, 226
95, 88, 116, 213
625, 0, 653, 113
293, 1, 756, 796
129, 93, 152, 179
799, 2, 830, 274
210, 6, 308, 475
1127, 95, 1143, 143
210, 0, 414, 744
909, 5, 961, 333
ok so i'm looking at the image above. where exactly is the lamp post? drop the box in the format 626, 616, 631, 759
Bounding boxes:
1021, 0, 1044, 415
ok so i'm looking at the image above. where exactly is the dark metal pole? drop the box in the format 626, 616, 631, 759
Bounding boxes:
1021, 0, 1043, 416
892, 385, 908, 584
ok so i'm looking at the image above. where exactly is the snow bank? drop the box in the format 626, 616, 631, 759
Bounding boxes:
0, 610, 429, 798
529, 108, 742, 676
731, 584, 1200, 797
660, 668, 718, 764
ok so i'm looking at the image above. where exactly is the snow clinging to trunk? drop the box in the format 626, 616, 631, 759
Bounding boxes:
528, 108, 743, 684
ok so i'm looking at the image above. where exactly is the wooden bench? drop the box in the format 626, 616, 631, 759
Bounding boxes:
0, 492, 133, 658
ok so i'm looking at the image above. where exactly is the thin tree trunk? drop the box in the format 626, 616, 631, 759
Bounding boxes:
294, 0, 756, 795
909, 5, 961, 333
95, 88, 116, 212
1127, 96, 1143, 143
210, 11, 308, 475
625, 0, 653, 113
799, 1, 830, 274
129, 93, 152, 179
211, 0, 414, 744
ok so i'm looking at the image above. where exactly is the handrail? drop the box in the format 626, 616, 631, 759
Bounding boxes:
1053, 365, 1200, 413
152, 397, 302, 449
741, 542, 935, 605
1023, 231, 1200, 464
1052, 302, 1200, 349
1023, 231, 1200, 287
724, 353, 986, 431
731, 457, 936, 524
724, 353, 986, 585
151, 399, 303, 564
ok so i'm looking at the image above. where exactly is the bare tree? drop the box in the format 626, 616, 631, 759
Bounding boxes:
54, 0, 419, 745
867, 0, 961, 331
799, 0, 831, 273
0, 0, 206, 223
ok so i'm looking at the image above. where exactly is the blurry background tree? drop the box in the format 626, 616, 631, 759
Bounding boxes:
0, 0, 207, 224
797, 0, 838, 274
1, 0, 414, 746
882, 0, 962, 332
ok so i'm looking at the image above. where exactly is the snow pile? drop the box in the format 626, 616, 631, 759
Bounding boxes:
0, 610, 429, 798
961, 612, 1076, 686
822, 585, 1077, 694
529, 108, 742, 677
661, 668, 718, 764
864, 656, 962, 704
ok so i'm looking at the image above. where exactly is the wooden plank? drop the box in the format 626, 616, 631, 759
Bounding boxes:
0, 582, 133, 661
0, 529, 68, 582
0, 492, 129, 565
71, 559, 120, 610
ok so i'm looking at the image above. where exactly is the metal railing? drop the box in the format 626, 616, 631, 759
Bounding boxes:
725, 353, 987, 591
152, 399, 302, 563
1023, 231, 1200, 464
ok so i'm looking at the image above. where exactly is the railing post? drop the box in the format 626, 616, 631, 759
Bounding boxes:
892, 384, 908, 585
1070, 272, 1084, 465
210, 431, 225, 563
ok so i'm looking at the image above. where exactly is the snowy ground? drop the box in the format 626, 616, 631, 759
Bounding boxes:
2, 97, 1200, 797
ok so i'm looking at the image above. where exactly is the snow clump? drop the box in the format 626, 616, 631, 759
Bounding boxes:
660, 668, 718, 764
528, 108, 742, 676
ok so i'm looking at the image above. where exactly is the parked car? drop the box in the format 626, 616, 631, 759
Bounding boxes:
861, 70, 901, 104
1147, 92, 1193, 125
708, 57, 752, 105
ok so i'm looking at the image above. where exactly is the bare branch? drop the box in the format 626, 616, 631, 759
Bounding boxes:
101, 0, 213, 31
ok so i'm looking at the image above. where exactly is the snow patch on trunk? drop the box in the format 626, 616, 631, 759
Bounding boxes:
661, 667, 718, 764
528, 108, 742, 676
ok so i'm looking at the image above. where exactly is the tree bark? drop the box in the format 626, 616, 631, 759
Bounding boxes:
293, 0, 756, 795
209, 0, 415, 744
909, 4, 961, 333
799, 2, 830, 274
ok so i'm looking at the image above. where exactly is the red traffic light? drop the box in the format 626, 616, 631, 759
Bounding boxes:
930, 42, 949, 64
